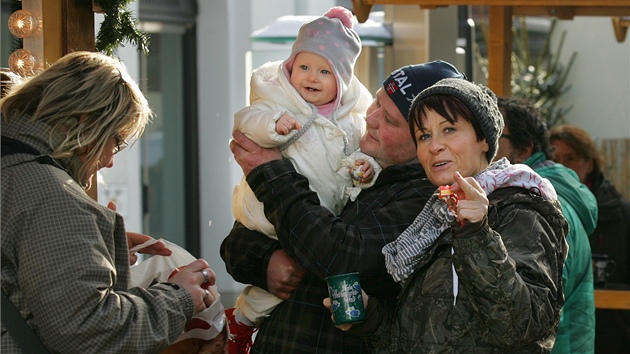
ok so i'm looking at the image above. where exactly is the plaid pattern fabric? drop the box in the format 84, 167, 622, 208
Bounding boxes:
1, 116, 194, 353
221, 159, 434, 353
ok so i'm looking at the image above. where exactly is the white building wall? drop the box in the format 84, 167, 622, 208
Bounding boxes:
554, 17, 630, 140
196, 0, 252, 306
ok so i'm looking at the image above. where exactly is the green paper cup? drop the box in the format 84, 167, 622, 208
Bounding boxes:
326, 272, 365, 325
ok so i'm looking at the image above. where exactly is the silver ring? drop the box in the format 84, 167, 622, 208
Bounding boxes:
201, 269, 209, 283
204, 289, 209, 301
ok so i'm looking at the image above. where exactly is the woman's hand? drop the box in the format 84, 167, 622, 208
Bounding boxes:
450, 171, 489, 224
109, 201, 215, 314
168, 259, 217, 314
108, 201, 172, 264
126, 232, 172, 265
229, 130, 282, 176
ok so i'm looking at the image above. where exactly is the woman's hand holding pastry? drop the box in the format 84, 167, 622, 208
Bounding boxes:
450, 171, 488, 224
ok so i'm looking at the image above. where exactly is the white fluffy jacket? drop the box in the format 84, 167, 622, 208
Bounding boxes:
232, 60, 374, 237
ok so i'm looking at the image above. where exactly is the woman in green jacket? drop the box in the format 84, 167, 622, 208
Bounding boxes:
496, 97, 597, 354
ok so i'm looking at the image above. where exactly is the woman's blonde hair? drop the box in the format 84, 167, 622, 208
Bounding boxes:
1, 51, 152, 187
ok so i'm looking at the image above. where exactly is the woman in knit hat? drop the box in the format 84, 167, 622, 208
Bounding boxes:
228, 6, 377, 352
326, 78, 569, 353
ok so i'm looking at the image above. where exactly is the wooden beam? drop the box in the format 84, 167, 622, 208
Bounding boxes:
513, 6, 630, 17
360, 0, 630, 6
487, 6, 512, 96
595, 289, 630, 309
63, 0, 95, 53
41, 0, 94, 64
355, 0, 630, 20
41, 0, 64, 64
353, 0, 374, 23
613, 16, 630, 42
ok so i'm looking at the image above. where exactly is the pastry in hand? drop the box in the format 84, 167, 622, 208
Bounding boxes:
437, 185, 458, 213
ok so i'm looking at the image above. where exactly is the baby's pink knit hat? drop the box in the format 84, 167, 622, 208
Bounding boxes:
284, 6, 361, 94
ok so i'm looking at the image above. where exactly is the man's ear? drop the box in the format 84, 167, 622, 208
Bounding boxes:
514, 144, 534, 163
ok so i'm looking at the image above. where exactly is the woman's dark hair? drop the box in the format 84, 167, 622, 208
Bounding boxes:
408, 94, 485, 147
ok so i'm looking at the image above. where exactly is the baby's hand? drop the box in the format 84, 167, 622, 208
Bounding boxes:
275, 114, 302, 135
349, 159, 374, 184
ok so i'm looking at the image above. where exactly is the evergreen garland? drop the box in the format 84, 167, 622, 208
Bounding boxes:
474, 16, 576, 128
94, 0, 150, 55
8, 0, 149, 56
510, 18, 576, 127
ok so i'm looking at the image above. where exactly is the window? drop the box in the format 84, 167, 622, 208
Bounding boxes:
139, 0, 199, 255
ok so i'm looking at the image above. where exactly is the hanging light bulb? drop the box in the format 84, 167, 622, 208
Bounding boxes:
8, 9, 40, 38
8, 49, 39, 77
7, 1, 44, 78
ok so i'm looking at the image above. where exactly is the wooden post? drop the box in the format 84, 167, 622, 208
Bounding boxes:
41, 0, 95, 64
353, 0, 374, 23
42, 0, 97, 199
487, 5, 512, 96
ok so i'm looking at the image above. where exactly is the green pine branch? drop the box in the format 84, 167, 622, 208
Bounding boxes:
474, 17, 576, 128
94, 0, 150, 55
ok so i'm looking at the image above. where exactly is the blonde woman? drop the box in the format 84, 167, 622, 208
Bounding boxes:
1, 51, 219, 353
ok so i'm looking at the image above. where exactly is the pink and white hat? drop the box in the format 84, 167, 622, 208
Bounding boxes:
283, 6, 361, 95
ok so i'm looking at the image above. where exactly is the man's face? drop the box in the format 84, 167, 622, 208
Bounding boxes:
495, 124, 520, 163
359, 88, 417, 168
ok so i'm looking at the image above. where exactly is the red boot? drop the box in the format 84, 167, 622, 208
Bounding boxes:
225, 307, 258, 354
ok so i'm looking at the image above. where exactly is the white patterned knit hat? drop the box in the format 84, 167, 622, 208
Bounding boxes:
283, 6, 361, 93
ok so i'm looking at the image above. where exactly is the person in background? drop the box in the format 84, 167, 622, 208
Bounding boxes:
227, 8, 378, 352
326, 78, 568, 353
223, 60, 466, 353
550, 124, 630, 353
1, 51, 221, 353
496, 97, 597, 354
